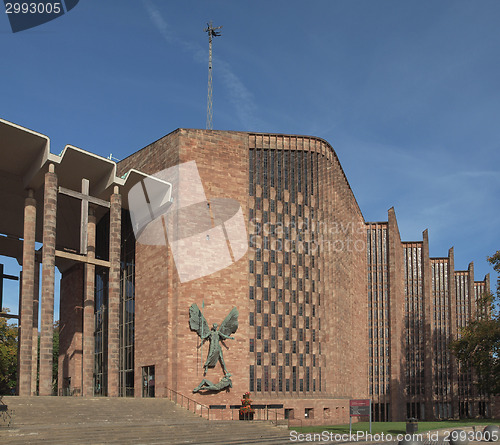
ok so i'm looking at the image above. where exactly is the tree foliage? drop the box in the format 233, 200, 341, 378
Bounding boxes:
0, 309, 18, 394
450, 251, 500, 395
53, 320, 59, 393
489, 250, 500, 300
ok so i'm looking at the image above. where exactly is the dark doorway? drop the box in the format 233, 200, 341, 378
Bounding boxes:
142, 366, 155, 398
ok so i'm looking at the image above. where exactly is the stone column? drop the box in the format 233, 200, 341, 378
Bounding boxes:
31, 259, 40, 394
19, 189, 37, 396
485, 273, 491, 316
82, 207, 96, 396
467, 262, 477, 417
468, 263, 476, 320
107, 187, 121, 396
448, 248, 459, 418
16, 271, 22, 396
39, 164, 58, 396
387, 208, 405, 421
422, 230, 434, 419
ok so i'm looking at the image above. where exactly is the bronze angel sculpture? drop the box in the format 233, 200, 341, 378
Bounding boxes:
189, 304, 238, 375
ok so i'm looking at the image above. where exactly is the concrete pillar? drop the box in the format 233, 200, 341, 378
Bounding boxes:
19, 189, 37, 396
39, 164, 58, 396
107, 187, 121, 396
31, 260, 40, 394
82, 207, 96, 396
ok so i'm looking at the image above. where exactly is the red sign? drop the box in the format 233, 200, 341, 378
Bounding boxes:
350, 399, 370, 416
350, 399, 370, 407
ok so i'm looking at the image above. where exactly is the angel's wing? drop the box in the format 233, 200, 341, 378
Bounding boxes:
219, 307, 239, 337
189, 303, 210, 338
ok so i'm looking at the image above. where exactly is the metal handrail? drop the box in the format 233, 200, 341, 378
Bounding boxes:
165, 389, 291, 426
0, 396, 14, 427
288, 417, 303, 428
267, 408, 287, 426
166, 387, 211, 420
228, 405, 288, 427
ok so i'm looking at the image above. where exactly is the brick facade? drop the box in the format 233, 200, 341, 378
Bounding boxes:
366, 212, 493, 421
115, 130, 368, 423
51, 128, 494, 424
119, 130, 252, 405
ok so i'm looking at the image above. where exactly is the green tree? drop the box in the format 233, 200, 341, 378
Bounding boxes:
0, 309, 18, 394
450, 251, 500, 395
53, 320, 59, 394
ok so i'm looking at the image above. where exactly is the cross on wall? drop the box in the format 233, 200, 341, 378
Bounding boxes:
58, 178, 111, 255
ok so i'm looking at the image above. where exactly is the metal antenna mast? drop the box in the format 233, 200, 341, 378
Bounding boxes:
204, 21, 222, 130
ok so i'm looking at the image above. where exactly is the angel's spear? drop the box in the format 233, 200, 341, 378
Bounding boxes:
200, 299, 205, 371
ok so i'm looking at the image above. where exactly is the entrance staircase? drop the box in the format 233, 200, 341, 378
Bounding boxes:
0, 396, 292, 444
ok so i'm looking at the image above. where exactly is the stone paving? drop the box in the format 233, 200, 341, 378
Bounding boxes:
1, 398, 498, 445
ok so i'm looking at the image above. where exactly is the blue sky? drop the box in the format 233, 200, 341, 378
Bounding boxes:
1, 0, 499, 320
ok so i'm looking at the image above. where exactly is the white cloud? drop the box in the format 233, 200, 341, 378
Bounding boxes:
143, 0, 173, 44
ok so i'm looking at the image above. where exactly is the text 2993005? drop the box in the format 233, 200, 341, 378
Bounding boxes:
5, 2, 62, 14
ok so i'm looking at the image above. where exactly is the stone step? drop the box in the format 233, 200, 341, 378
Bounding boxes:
0, 397, 292, 444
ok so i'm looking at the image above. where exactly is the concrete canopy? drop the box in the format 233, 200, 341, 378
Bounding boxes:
0, 118, 169, 272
